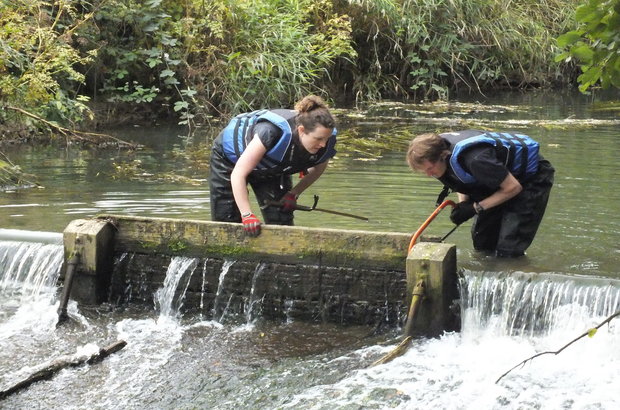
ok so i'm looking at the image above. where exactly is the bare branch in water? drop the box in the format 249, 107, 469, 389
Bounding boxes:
6, 106, 140, 148
496, 310, 620, 384
0, 340, 127, 399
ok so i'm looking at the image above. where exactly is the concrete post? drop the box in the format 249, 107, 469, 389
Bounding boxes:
405, 242, 459, 337
63, 219, 115, 304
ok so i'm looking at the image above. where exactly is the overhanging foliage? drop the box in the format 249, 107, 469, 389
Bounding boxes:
556, 0, 620, 92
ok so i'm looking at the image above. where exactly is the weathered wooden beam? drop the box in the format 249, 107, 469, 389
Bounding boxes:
96, 214, 410, 270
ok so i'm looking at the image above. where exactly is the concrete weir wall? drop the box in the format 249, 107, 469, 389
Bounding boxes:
63, 215, 458, 334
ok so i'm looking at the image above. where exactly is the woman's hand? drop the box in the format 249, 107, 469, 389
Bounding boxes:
280, 192, 298, 213
241, 212, 261, 237
450, 201, 476, 225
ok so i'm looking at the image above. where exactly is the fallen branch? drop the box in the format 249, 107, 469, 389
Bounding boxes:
370, 336, 413, 367
0, 158, 41, 189
496, 310, 620, 384
369, 279, 425, 367
6, 105, 139, 148
0, 340, 127, 400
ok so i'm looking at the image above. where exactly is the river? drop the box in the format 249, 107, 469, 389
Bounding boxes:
0, 89, 619, 409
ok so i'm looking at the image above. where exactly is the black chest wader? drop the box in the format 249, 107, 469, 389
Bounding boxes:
438, 131, 553, 256
209, 110, 335, 225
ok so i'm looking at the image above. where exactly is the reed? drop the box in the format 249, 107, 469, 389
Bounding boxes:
1, 0, 584, 132
334, 0, 580, 102
197, 0, 355, 114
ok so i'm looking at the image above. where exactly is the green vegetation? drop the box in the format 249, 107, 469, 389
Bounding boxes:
340, 0, 578, 102
1, 0, 612, 140
0, 1, 96, 132
556, 0, 620, 92
168, 239, 188, 253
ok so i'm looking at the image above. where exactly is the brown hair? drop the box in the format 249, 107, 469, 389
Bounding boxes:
294, 95, 336, 131
406, 133, 449, 170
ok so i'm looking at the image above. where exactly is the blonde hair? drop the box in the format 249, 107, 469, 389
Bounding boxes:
294, 95, 336, 131
406, 133, 449, 170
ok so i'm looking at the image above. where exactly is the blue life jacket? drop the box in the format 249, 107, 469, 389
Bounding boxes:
221, 109, 336, 172
443, 131, 540, 184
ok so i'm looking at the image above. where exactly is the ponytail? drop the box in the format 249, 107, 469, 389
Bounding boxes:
294, 95, 336, 131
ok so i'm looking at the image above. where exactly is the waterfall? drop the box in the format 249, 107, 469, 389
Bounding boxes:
460, 270, 620, 336
199, 258, 209, 320
212, 260, 235, 322
154, 256, 198, 320
245, 262, 266, 323
0, 240, 64, 304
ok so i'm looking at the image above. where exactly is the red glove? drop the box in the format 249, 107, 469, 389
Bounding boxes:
280, 192, 298, 213
241, 212, 261, 237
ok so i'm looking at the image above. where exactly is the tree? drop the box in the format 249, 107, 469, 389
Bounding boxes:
556, 0, 620, 92
0, 1, 96, 128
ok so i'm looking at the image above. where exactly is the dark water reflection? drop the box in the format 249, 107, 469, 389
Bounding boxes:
0, 89, 619, 278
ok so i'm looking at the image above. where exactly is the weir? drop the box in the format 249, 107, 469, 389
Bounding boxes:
0, 229, 62, 245
461, 270, 620, 336
0, 238, 64, 304
2, 231, 620, 409
60, 215, 460, 334
43, 216, 620, 337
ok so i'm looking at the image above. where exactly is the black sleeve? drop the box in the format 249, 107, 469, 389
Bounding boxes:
252, 122, 282, 151
461, 146, 509, 189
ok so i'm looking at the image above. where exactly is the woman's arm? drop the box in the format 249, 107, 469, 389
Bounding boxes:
477, 172, 523, 210
230, 136, 267, 215
289, 161, 329, 197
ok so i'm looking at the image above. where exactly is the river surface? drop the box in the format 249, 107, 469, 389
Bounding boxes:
0, 89, 619, 409
1, 89, 619, 278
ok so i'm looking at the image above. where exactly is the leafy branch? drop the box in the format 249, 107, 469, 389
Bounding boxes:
556, 0, 620, 92
496, 309, 620, 384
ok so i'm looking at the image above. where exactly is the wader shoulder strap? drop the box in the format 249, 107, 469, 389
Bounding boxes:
436, 185, 451, 206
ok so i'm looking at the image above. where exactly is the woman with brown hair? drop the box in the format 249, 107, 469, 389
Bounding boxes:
407, 130, 554, 257
209, 95, 337, 237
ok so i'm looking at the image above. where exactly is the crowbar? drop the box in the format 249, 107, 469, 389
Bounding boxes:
262, 195, 369, 221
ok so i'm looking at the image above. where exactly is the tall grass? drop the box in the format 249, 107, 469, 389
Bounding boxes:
195, 0, 355, 114
335, 0, 580, 103
1, 0, 583, 131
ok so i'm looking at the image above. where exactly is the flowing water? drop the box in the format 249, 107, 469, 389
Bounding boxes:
0, 90, 619, 409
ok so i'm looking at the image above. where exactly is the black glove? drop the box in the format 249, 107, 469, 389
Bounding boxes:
450, 201, 476, 225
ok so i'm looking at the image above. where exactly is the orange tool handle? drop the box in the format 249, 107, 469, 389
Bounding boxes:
407, 200, 456, 253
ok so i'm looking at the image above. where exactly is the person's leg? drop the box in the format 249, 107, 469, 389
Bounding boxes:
209, 150, 241, 222
471, 207, 503, 252
495, 159, 554, 257
250, 174, 294, 225
494, 210, 528, 257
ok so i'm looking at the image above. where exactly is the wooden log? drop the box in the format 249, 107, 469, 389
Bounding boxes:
370, 336, 413, 367
97, 214, 410, 270
0, 340, 127, 400
5, 106, 138, 148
